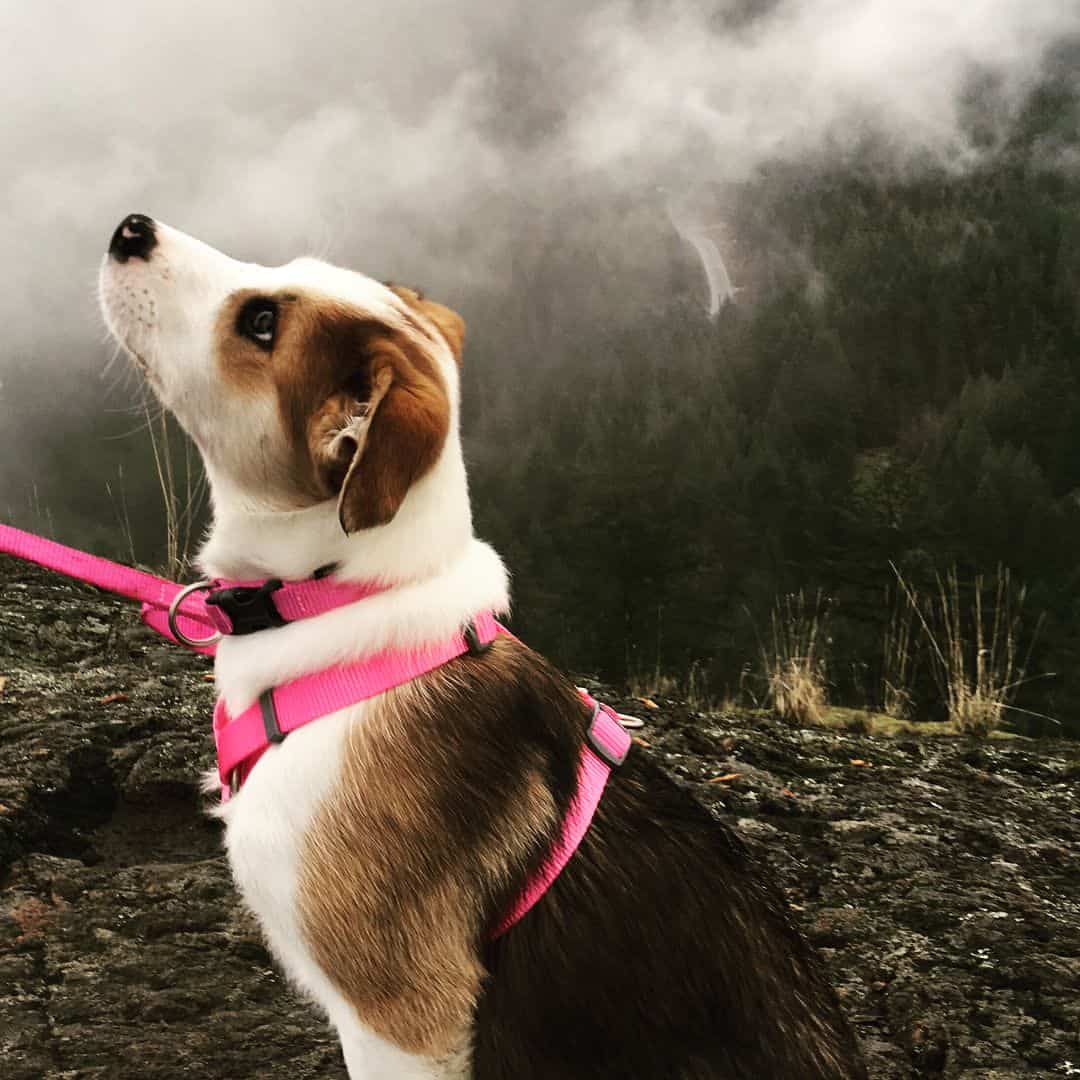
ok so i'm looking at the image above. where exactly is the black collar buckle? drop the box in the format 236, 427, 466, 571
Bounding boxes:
206, 578, 285, 636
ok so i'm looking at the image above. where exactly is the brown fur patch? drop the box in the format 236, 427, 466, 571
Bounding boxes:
387, 285, 466, 364
292, 635, 865, 1077
296, 639, 564, 1058
330, 327, 449, 532
212, 289, 450, 525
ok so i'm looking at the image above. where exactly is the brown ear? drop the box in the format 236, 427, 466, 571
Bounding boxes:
316, 333, 449, 533
387, 285, 466, 364
307, 384, 387, 505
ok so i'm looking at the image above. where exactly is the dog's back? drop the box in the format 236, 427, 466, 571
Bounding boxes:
477, 752, 864, 1078
408, 640, 866, 1078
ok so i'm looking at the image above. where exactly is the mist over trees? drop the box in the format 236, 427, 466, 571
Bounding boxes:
464, 65, 1080, 735
2, 29, 1079, 735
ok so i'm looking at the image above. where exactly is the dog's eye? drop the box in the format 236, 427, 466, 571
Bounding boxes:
238, 299, 277, 349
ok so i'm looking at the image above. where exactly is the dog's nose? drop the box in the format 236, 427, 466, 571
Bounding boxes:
109, 213, 157, 263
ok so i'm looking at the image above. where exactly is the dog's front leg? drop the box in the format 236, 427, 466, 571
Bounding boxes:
336, 1015, 471, 1079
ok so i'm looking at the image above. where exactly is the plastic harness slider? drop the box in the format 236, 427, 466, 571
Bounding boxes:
206, 579, 285, 636
463, 619, 494, 656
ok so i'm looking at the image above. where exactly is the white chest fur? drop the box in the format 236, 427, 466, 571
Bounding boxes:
220, 704, 463, 1078
204, 534, 507, 1079
220, 706, 354, 1004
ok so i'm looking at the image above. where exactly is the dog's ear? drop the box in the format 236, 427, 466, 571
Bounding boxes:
308, 330, 449, 533
386, 284, 466, 364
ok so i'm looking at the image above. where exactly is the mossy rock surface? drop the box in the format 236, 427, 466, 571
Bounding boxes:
2, 555, 1079, 1078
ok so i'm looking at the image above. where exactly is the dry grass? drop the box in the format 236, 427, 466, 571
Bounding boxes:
627, 669, 680, 700
882, 583, 918, 720
146, 407, 204, 578
627, 660, 718, 712
685, 658, 718, 713
628, 602, 721, 711
891, 562, 1046, 735
763, 589, 830, 726
105, 465, 137, 567
716, 662, 759, 714
21, 481, 56, 540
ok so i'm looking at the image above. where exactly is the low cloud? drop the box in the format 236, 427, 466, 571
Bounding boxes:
0, 0, 1075, 414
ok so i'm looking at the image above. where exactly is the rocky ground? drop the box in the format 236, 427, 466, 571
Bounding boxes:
1, 555, 1078, 1079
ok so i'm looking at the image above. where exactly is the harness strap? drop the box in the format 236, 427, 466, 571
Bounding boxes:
490, 695, 631, 938
215, 611, 503, 792
214, 619, 631, 938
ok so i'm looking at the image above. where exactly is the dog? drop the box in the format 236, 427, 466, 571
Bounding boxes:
98, 213, 867, 1079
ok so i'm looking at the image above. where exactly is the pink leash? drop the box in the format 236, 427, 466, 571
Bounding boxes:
0, 522, 225, 654
0, 521, 631, 937
0, 523, 383, 654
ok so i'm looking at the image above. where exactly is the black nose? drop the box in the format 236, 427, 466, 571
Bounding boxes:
109, 213, 157, 263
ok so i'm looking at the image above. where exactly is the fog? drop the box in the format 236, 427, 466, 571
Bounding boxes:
1, 0, 1076, 513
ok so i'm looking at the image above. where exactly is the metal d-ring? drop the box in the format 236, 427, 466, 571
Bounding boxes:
167, 579, 223, 649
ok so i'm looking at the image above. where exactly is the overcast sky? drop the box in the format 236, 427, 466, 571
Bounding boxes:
2, 1, 1076, 347
1, 0, 1077, 525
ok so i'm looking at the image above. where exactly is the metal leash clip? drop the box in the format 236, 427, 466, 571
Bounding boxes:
167, 579, 223, 649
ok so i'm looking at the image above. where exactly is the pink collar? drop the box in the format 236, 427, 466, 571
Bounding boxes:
0, 522, 631, 937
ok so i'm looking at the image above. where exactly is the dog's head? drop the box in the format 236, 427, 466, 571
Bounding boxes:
98, 215, 465, 534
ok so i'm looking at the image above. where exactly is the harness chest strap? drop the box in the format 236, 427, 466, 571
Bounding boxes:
215, 611, 505, 791
216, 615, 631, 938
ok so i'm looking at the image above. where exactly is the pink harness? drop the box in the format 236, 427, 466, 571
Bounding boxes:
0, 522, 630, 936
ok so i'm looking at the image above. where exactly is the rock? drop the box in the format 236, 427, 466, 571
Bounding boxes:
0, 558, 344, 1078
2, 555, 1080, 1078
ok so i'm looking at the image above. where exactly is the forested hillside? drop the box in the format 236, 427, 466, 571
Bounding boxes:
464, 61, 1080, 735
3, 47, 1079, 734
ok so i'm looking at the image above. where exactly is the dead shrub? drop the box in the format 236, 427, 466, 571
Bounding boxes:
763, 590, 830, 726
